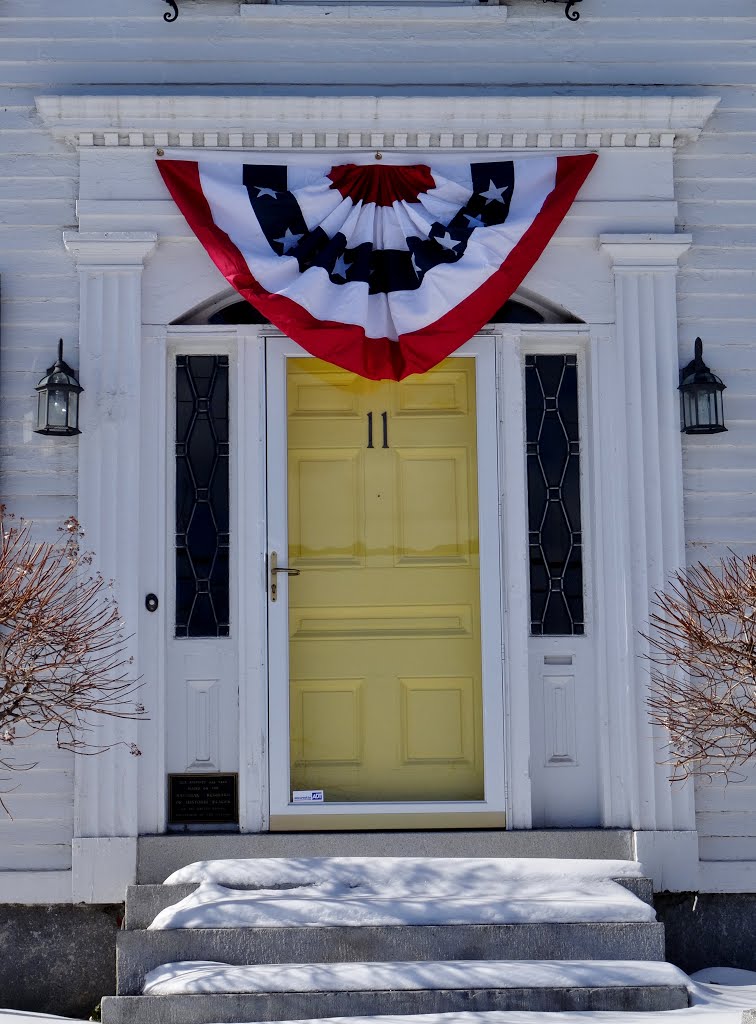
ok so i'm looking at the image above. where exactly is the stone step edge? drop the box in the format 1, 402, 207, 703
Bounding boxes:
100, 985, 690, 1024
115, 922, 667, 995
124, 877, 654, 931
142, 958, 688, 996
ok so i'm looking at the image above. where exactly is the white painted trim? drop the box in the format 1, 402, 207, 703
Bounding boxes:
0, 872, 73, 905
599, 233, 696, 834
633, 830, 700, 892
599, 233, 694, 268
698, 861, 756, 895
36, 94, 719, 149
242, 3, 509, 22
77, 200, 679, 242
236, 331, 270, 833
265, 336, 507, 822
64, 232, 156, 870
138, 329, 169, 836
72, 838, 136, 903
496, 332, 532, 828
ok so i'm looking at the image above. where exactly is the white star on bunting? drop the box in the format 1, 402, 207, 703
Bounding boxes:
256, 187, 278, 199
480, 180, 509, 205
332, 254, 352, 279
275, 228, 303, 253
435, 231, 461, 252
464, 213, 487, 229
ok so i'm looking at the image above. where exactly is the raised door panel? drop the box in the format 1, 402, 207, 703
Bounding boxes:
288, 450, 365, 567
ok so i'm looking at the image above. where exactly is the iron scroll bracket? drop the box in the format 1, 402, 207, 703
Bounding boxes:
163, 0, 179, 21
543, 0, 582, 19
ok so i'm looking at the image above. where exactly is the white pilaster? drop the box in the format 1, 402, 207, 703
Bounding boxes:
64, 231, 156, 901
598, 235, 697, 851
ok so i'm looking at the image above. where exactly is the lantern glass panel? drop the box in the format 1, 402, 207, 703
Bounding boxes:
696, 387, 715, 428
67, 390, 79, 431
36, 392, 46, 432
47, 387, 69, 429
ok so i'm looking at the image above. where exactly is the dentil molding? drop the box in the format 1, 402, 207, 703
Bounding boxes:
36, 94, 720, 151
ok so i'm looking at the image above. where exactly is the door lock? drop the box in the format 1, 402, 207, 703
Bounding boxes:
269, 551, 300, 602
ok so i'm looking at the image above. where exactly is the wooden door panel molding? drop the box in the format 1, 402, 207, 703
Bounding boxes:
288, 450, 364, 566
395, 447, 473, 565
400, 676, 478, 765
393, 371, 471, 416
290, 604, 474, 640
290, 678, 364, 767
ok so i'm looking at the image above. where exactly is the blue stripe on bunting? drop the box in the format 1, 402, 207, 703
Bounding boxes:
242, 161, 515, 295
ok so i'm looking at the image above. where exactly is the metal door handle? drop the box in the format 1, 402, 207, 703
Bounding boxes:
269, 551, 300, 602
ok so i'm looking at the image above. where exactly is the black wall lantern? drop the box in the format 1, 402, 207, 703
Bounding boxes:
34, 339, 83, 436
679, 337, 727, 435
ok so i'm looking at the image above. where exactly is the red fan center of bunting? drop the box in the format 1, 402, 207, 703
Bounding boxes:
327, 163, 436, 207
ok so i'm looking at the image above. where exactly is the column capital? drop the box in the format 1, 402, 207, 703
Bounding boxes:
599, 233, 692, 269
63, 230, 157, 267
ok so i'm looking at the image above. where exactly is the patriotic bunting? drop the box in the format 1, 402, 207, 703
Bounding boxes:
158, 152, 597, 380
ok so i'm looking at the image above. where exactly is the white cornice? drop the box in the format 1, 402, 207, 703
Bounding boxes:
599, 233, 692, 268
36, 94, 720, 151
63, 231, 158, 265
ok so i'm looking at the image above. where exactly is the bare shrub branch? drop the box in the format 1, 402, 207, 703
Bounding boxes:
645, 552, 756, 780
0, 507, 145, 810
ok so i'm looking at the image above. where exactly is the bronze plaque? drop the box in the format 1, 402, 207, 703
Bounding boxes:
168, 773, 239, 825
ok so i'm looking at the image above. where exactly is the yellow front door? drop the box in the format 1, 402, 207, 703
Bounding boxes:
286, 356, 483, 803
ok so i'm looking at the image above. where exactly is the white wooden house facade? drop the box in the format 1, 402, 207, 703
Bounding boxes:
0, 0, 754, 906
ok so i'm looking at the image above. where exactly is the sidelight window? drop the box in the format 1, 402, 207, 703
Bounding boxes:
525, 353, 584, 636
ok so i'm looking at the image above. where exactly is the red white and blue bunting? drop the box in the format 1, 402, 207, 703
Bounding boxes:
158, 152, 597, 380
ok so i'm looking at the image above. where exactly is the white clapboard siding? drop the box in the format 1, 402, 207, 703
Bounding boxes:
696, 770, 756, 864
1, 0, 756, 872
0, 737, 74, 870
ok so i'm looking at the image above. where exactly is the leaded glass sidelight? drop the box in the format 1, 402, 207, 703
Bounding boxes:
175, 355, 230, 638
525, 354, 584, 636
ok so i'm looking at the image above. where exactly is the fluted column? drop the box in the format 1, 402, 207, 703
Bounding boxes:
598, 234, 698, 887
64, 231, 157, 900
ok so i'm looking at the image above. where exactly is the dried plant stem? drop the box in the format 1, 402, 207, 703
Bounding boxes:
645, 553, 756, 780
0, 508, 145, 811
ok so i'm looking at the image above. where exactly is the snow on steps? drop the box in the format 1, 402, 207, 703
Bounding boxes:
101, 959, 690, 1022
148, 858, 654, 929
139, 959, 688, 995
116, 920, 668, 995
108, 857, 673, 1021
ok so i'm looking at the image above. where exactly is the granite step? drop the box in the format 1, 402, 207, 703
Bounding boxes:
116, 921, 667, 995
123, 875, 654, 930
136, 831, 635, 884
102, 958, 689, 1023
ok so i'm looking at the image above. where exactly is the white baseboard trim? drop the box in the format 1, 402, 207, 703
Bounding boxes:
633, 830, 700, 892
0, 871, 73, 904
698, 860, 756, 894
72, 837, 136, 903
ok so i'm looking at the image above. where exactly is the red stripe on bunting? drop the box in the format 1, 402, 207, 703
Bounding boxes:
327, 163, 437, 207
157, 153, 597, 380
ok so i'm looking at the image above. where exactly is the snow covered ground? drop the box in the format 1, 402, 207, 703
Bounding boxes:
0, 1012, 85, 1023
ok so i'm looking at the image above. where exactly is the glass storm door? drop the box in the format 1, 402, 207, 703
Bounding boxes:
267, 338, 506, 829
